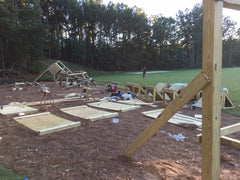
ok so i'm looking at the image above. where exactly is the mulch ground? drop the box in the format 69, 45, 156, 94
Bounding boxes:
0, 82, 240, 180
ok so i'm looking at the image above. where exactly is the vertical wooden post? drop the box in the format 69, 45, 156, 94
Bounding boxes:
202, 0, 223, 179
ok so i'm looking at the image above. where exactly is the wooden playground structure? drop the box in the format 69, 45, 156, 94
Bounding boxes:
32, 60, 95, 88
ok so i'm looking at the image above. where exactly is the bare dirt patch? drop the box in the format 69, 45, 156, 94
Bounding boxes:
0, 82, 240, 179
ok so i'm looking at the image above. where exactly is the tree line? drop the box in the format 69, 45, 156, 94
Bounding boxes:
0, 0, 239, 77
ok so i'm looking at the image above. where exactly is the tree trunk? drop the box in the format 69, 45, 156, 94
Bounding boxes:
1, 47, 5, 79
228, 50, 232, 67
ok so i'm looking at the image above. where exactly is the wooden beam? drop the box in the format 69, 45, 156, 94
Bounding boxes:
197, 134, 240, 150
202, 0, 223, 179
221, 122, 240, 136
223, 0, 240, 11
124, 72, 210, 157
221, 136, 240, 150
196, 122, 240, 142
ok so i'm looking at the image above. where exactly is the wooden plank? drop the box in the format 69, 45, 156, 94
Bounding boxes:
48, 63, 62, 76
124, 72, 210, 157
88, 101, 140, 112
146, 86, 163, 102
196, 122, 240, 142
14, 112, 50, 120
0, 105, 38, 115
222, 91, 235, 109
142, 109, 202, 128
61, 105, 119, 121
138, 86, 146, 97
118, 99, 153, 106
32, 68, 49, 83
221, 123, 240, 136
202, 0, 223, 179
155, 83, 170, 93
39, 122, 80, 135
221, 136, 240, 150
26, 97, 81, 106
126, 83, 138, 92
223, 0, 240, 11
14, 113, 80, 135
197, 134, 240, 150
162, 88, 179, 104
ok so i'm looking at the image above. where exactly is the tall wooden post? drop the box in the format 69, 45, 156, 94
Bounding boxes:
202, 0, 223, 179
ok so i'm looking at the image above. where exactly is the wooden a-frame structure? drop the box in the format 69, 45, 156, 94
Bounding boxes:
33, 60, 95, 87
123, 0, 240, 179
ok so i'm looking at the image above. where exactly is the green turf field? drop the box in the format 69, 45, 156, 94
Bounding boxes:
92, 67, 240, 116
0, 164, 23, 180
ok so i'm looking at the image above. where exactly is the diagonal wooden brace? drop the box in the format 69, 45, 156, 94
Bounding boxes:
124, 72, 210, 157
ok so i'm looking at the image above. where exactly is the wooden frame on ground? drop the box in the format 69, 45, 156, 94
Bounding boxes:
125, 83, 146, 97
196, 122, 240, 150
145, 86, 163, 103
61, 105, 118, 121
14, 112, 80, 135
88, 101, 141, 112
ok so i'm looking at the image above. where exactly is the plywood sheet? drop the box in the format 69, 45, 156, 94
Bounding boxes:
14, 112, 80, 135
0, 104, 38, 115
61, 105, 118, 121
142, 109, 202, 128
118, 99, 153, 106
88, 101, 140, 112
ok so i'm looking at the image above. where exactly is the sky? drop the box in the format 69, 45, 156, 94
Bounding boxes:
102, 0, 240, 28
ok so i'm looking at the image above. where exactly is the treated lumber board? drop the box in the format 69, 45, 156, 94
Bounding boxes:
142, 109, 202, 128
88, 101, 140, 112
201, 0, 223, 179
0, 105, 38, 115
124, 72, 210, 157
162, 88, 178, 103
145, 86, 163, 103
221, 123, 240, 136
155, 83, 170, 93
61, 105, 119, 121
197, 134, 240, 150
48, 63, 62, 75
138, 86, 146, 97
14, 112, 50, 119
196, 122, 240, 142
223, 0, 240, 11
38, 122, 80, 135
221, 136, 240, 150
26, 97, 80, 106
222, 91, 235, 109
32, 68, 49, 83
118, 99, 153, 106
14, 112, 80, 135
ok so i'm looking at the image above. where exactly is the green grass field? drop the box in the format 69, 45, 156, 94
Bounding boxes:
92, 67, 240, 116
0, 164, 23, 180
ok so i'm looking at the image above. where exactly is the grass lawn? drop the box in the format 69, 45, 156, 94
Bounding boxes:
0, 164, 23, 180
92, 67, 240, 116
